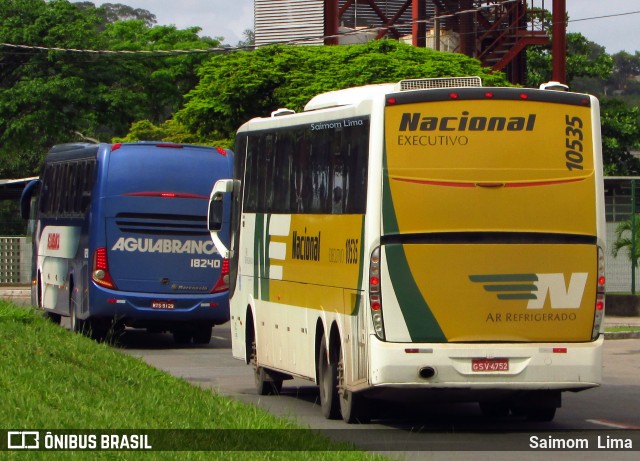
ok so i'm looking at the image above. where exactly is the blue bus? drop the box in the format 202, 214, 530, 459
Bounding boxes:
21, 142, 232, 343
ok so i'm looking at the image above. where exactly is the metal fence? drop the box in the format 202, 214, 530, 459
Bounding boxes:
0, 177, 638, 290
0, 236, 31, 285
605, 177, 640, 293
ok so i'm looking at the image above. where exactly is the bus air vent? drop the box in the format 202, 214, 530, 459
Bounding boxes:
396, 76, 482, 92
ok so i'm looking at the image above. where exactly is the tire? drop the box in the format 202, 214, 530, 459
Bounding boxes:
254, 366, 283, 395
39, 275, 61, 325
70, 299, 85, 334
479, 401, 510, 419
44, 311, 62, 325
88, 318, 109, 342
339, 388, 370, 424
338, 350, 370, 423
173, 328, 192, 345
250, 335, 282, 395
526, 407, 556, 422
318, 333, 340, 419
192, 325, 213, 345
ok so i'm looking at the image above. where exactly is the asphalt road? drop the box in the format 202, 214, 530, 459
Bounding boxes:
115, 323, 640, 460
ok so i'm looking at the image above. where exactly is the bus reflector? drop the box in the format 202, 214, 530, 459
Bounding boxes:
92, 248, 117, 289
111, 143, 122, 151
211, 259, 230, 293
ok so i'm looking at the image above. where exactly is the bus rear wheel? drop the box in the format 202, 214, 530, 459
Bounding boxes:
192, 324, 213, 345
318, 333, 340, 419
338, 351, 370, 423
70, 301, 85, 334
44, 311, 62, 325
526, 407, 556, 422
38, 276, 61, 324
172, 328, 192, 345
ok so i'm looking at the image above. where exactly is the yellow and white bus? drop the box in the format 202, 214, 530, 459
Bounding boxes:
208, 77, 606, 423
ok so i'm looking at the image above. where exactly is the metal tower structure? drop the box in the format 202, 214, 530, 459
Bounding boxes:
323, 0, 567, 84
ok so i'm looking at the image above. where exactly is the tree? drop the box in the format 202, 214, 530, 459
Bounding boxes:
600, 99, 640, 176
526, 32, 613, 90
0, 0, 220, 177
612, 214, 640, 267
175, 40, 510, 143
237, 29, 255, 48
75, 2, 158, 27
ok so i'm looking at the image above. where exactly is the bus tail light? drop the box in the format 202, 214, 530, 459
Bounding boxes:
369, 247, 385, 340
211, 259, 230, 293
92, 248, 117, 289
592, 246, 606, 340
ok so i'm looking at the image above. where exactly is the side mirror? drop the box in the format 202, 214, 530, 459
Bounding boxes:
208, 179, 237, 259
208, 199, 224, 231
20, 179, 41, 220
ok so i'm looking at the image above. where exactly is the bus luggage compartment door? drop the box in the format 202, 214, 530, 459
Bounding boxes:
379, 242, 598, 343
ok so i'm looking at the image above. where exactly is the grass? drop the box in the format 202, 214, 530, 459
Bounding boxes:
0, 300, 387, 460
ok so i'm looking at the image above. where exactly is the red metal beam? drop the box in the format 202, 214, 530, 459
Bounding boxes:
325, 0, 339, 45
412, 0, 427, 47
552, 0, 567, 83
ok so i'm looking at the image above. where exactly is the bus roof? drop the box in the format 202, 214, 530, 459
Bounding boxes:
304, 77, 484, 111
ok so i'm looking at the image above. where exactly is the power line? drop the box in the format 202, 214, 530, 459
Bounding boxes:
2, 7, 640, 57
569, 10, 640, 23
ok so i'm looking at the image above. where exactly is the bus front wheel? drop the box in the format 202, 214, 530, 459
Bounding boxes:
250, 337, 282, 395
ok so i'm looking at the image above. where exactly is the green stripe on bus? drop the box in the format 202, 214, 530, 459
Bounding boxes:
253, 213, 270, 301
385, 244, 447, 343
382, 149, 445, 342
469, 274, 538, 283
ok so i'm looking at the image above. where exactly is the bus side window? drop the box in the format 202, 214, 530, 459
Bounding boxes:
39, 166, 53, 215
81, 160, 95, 214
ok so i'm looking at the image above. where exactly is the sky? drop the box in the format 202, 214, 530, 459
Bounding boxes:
92, 0, 640, 53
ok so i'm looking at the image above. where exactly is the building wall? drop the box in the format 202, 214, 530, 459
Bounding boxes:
254, 0, 424, 46
255, 0, 325, 46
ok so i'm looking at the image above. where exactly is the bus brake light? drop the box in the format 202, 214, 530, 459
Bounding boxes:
92, 248, 117, 289
369, 247, 385, 340
592, 247, 606, 339
211, 259, 230, 293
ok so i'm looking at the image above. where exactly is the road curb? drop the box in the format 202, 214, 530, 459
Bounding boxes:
605, 331, 640, 340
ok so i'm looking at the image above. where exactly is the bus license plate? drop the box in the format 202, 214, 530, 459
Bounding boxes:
471, 358, 509, 372
151, 300, 175, 310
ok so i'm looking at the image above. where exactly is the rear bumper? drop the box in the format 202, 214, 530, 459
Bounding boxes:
368, 335, 603, 392
87, 284, 230, 324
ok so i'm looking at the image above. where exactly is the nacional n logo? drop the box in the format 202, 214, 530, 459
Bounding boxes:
469, 273, 589, 309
